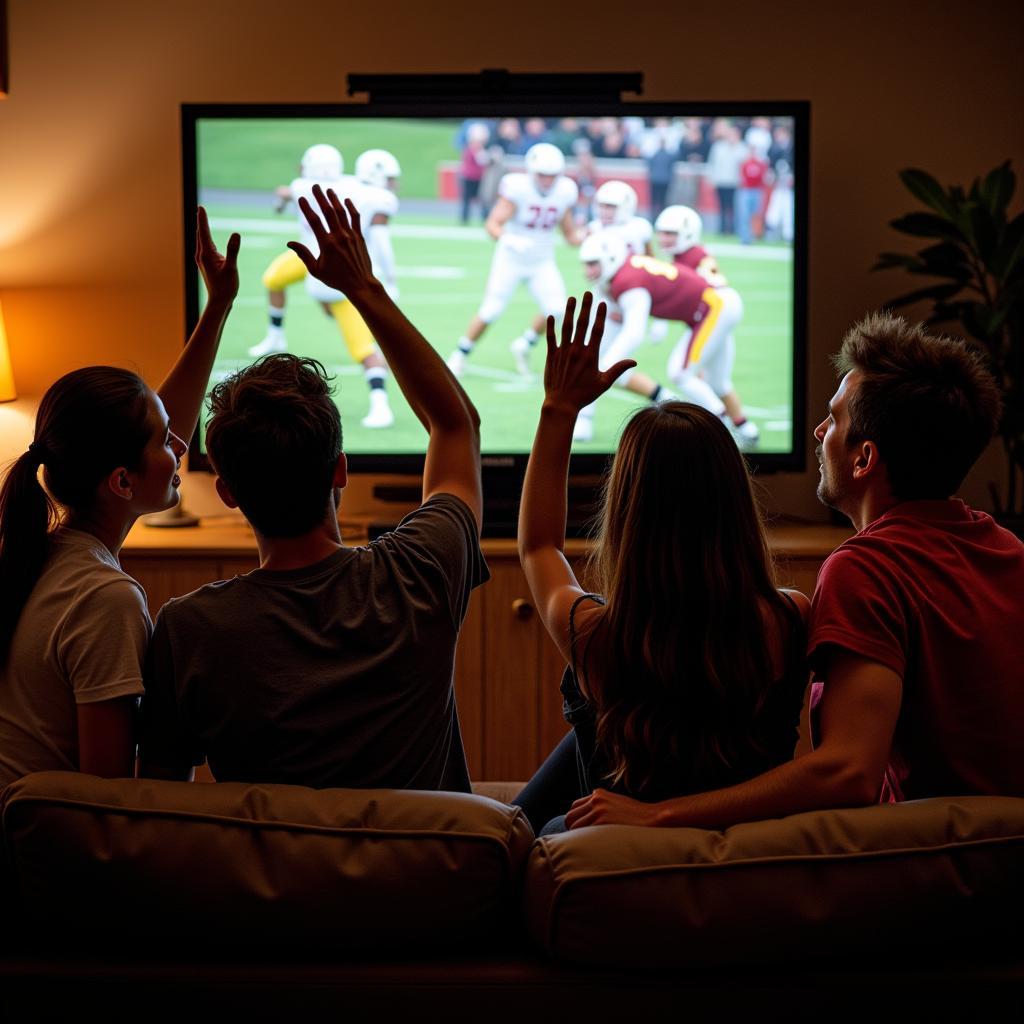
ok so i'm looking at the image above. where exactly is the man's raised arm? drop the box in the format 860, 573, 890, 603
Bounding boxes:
288, 185, 482, 531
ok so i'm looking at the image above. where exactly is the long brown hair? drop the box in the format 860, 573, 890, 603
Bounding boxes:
584, 402, 790, 796
0, 367, 151, 665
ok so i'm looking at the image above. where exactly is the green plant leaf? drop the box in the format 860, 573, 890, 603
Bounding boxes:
871, 252, 926, 272
887, 282, 964, 309
962, 301, 1005, 342
890, 212, 967, 243
899, 168, 958, 218
969, 203, 999, 261
980, 161, 1015, 216
914, 241, 973, 281
992, 212, 1024, 281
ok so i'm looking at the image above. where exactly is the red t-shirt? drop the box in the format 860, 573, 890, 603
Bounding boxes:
740, 156, 768, 189
609, 256, 709, 326
808, 500, 1024, 800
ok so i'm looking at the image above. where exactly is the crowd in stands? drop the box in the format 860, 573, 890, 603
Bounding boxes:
456, 116, 796, 236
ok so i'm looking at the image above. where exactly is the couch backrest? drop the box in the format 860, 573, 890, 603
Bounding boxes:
524, 796, 1024, 967
1, 772, 534, 953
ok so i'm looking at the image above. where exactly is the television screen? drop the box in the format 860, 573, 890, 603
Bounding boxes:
184, 103, 807, 481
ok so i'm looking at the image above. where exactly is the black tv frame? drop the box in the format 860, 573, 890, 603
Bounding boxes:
182, 91, 809, 520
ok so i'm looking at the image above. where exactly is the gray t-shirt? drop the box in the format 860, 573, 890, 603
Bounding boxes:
140, 495, 488, 791
0, 528, 150, 788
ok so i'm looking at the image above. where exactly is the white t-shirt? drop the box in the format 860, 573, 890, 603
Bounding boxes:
292, 175, 400, 303
587, 215, 653, 256
0, 528, 150, 787
498, 172, 578, 261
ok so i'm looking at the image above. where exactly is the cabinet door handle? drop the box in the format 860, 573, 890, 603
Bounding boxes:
512, 598, 534, 620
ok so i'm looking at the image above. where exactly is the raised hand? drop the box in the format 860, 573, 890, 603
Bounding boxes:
195, 206, 240, 308
287, 185, 376, 298
542, 294, 636, 414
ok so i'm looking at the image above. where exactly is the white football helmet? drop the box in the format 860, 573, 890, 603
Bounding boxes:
595, 180, 638, 225
654, 205, 703, 253
301, 144, 343, 181
355, 149, 401, 190
579, 231, 628, 285
525, 142, 565, 179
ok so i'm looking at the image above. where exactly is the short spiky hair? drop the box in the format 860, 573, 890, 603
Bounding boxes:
206, 355, 342, 537
835, 312, 1002, 500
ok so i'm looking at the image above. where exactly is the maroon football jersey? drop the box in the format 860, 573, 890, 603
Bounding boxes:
609, 255, 708, 326
676, 245, 709, 271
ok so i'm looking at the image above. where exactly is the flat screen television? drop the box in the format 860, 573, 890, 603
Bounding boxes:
182, 98, 808, 531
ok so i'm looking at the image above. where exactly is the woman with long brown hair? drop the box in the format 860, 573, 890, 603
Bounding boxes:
515, 294, 808, 833
0, 210, 239, 787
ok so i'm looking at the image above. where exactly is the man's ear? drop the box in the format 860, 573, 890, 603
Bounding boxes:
215, 476, 239, 509
851, 440, 882, 481
106, 466, 134, 501
332, 452, 348, 490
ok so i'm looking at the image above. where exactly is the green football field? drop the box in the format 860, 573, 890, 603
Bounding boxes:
199, 206, 794, 456
195, 117, 794, 456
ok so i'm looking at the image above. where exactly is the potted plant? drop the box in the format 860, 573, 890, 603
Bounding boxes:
873, 162, 1023, 525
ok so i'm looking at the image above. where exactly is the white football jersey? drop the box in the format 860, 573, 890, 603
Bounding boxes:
499, 172, 579, 259
587, 215, 653, 257
292, 175, 398, 252
292, 175, 399, 303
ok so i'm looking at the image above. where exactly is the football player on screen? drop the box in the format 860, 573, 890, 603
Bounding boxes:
577, 233, 759, 449
655, 205, 754, 434
447, 143, 584, 378
252, 143, 400, 428
250, 143, 343, 359
654, 205, 727, 286
587, 180, 654, 256
251, 146, 403, 348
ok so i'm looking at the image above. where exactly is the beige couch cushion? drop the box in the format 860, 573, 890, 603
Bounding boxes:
2, 772, 533, 952
524, 797, 1024, 967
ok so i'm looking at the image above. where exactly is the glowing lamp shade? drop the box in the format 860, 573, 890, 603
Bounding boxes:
0, 301, 16, 402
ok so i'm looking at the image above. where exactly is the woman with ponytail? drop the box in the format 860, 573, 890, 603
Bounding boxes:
0, 210, 239, 786
515, 294, 809, 833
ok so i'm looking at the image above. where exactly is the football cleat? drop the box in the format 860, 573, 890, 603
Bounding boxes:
730, 419, 760, 450
248, 333, 287, 357
510, 335, 533, 376
572, 416, 594, 443
446, 350, 467, 377
361, 390, 394, 429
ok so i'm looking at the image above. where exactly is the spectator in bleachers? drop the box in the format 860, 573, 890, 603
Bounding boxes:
707, 122, 747, 236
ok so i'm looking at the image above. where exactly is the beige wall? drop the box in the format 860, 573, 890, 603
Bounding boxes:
1, 0, 1022, 519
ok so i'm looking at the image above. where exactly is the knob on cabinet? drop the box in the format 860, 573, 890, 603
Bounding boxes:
511, 598, 534, 620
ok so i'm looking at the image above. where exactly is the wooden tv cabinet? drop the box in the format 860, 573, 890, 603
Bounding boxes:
121, 518, 851, 782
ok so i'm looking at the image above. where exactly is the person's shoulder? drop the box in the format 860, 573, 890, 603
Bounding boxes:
556, 175, 579, 203
393, 493, 477, 537
499, 172, 529, 198
779, 588, 811, 622
631, 216, 653, 240
157, 574, 250, 628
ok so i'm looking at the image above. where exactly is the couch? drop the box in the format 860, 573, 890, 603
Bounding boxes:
2, 771, 1023, 1020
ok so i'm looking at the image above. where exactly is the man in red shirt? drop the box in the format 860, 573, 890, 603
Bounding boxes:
566, 312, 1024, 828
737, 150, 769, 245
575, 232, 758, 447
